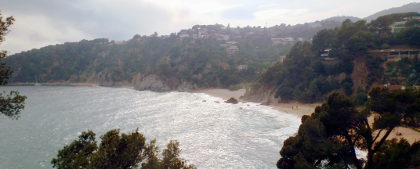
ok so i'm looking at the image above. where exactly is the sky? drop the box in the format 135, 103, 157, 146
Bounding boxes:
0, 0, 419, 54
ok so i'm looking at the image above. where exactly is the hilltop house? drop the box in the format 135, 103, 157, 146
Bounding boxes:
178, 30, 191, 39
370, 83, 406, 91
236, 64, 248, 70
385, 84, 406, 91
390, 16, 420, 33
221, 41, 239, 55
390, 21, 407, 33
271, 37, 294, 45
215, 33, 230, 41
320, 48, 331, 57
320, 48, 337, 62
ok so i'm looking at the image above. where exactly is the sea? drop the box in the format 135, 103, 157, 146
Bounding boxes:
0, 86, 301, 169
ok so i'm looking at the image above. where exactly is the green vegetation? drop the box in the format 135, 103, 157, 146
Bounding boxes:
260, 13, 420, 103
385, 57, 420, 85
7, 32, 287, 89
51, 129, 195, 169
277, 88, 420, 169
6, 18, 354, 90
0, 12, 26, 119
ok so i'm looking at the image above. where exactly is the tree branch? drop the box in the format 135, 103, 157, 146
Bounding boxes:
372, 129, 383, 143
373, 127, 394, 152
364, 119, 371, 131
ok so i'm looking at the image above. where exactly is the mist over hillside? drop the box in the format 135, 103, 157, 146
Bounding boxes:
365, 2, 420, 21
6, 16, 355, 90
5, 3, 420, 93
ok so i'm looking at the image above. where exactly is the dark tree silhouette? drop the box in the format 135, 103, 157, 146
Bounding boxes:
0, 12, 26, 119
52, 129, 196, 169
278, 88, 420, 169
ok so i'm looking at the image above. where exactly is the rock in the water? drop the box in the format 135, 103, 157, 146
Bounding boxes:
225, 97, 239, 104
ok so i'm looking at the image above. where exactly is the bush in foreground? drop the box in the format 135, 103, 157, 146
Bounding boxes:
51, 129, 195, 169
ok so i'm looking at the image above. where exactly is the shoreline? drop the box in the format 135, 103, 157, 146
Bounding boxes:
195, 88, 419, 144
7, 82, 135, 89
268, 102, 319, 117
6, 85, 419, 143
193, 88, 318, 117
8, 84, 316, 117
8, 82, 99, 87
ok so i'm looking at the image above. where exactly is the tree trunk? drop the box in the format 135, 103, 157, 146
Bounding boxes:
365, 127, 395, 169
365, 148, 374, 169
346, 135, 362, 169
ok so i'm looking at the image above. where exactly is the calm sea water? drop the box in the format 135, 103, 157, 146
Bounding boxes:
0, 86, 301, 169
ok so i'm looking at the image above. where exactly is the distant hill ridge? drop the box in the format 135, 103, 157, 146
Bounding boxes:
365, 2, 420, 21
5, 3, 420, 93
6, 16, 355, 91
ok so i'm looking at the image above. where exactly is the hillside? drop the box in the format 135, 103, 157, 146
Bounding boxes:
365, 2, 420, 21
249, 13, 420, 103
6, 18, 352, 91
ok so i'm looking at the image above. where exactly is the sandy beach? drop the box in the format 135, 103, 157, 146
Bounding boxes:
368, 115, 420, 144
194, 88, 318, 117
269, 102, 319, 117
196, 88, 419, 144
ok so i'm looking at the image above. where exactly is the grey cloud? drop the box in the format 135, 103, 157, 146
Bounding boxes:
222, 5, 257, 20
1, 0, 174, 53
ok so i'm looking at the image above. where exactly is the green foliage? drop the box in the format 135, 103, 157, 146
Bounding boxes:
367, 87, 420, 128
385, 57, 420, 85
91, 129, 146, 168
6, 18, 358, 89
391, 27, 420, 46
373, 139, 416, 169
311, 29, 336, 53
278, 93, 362, 169
278, 89, 420, 169
161, 140, 193, 169
6, 25, 295, 89
0, 12, 26, 119
365, 55, 385, 85
341, 77, 354, 95
260, 14, 420, 103
355, 91, 368, 105
264, 20, 369, 103
51, 131, 97, 169
346, 31, 375, 54
370, 12, 420, 28
51, 129, 196, 169
0, 91, 27, 119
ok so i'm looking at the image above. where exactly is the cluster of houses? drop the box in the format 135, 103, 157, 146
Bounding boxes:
177, 24, 233, 41
319, 48, 420, 63
390, 16, 420, 33
369, 48, 420, 61
176, 24, 302, 55
271, 37, 295, 45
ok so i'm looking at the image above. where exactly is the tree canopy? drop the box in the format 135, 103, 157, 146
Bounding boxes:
260, 13, 420, 103
51, 129, 196, 169
5, 17, 357, 90
0, 12, 26, 119
277, 88, 420, 169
